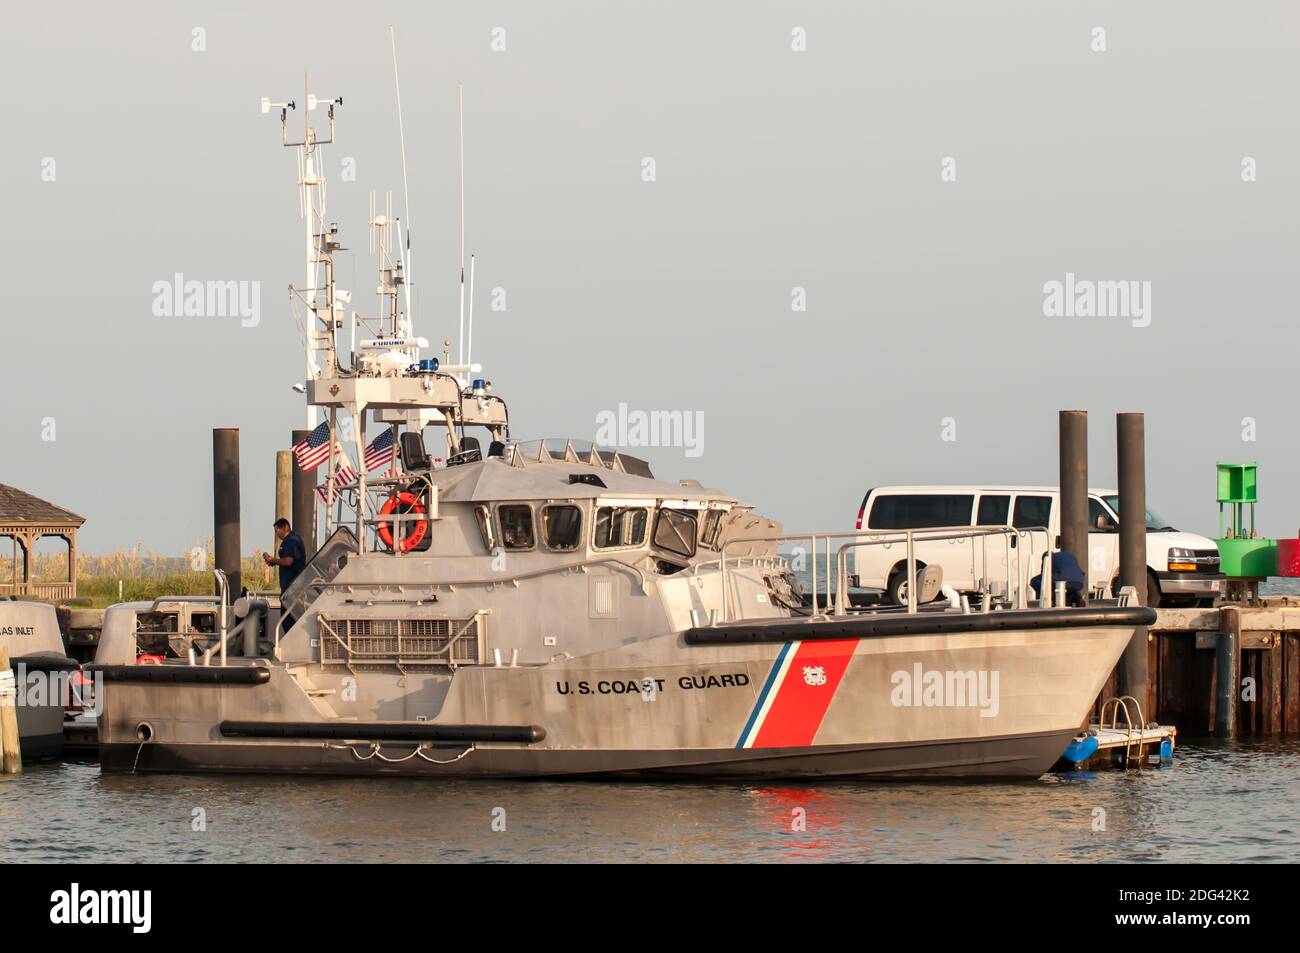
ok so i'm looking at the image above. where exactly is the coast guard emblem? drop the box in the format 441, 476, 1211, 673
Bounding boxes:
802, 665, 827, 687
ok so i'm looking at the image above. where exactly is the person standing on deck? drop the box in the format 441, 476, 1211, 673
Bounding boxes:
264, 518, 307, 631
264, 518, 306, 592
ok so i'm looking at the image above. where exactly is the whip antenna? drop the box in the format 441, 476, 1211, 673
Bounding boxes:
389, 26, 414, 336
457, 83, 466, 370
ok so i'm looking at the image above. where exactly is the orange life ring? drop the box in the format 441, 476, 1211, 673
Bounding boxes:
136, 653, 164, 665
377, 491, 428, 551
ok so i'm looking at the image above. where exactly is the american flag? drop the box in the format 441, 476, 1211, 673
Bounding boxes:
293, 421, 333, 471
363, 429, 398, 472
316, 452, 357, 503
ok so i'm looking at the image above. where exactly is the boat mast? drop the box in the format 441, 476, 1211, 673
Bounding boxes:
262, 82, 344, 426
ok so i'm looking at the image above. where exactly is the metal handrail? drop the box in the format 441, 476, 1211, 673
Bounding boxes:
272, 554, 650, 656
213, 569, 229, 666
1099, 694, 1148, 767
718, 525, 1052, 623
690, 554, 788, 577
830, 526, 1046, 617
201, 617, 249, 667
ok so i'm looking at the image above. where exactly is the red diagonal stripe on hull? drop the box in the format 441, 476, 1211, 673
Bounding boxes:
751, 639, 858, 749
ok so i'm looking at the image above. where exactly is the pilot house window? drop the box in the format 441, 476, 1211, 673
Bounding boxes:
653, 508, 698, 559
699, 509, 723, 550
594, 506, 648, 549
498, 504, 535, 550
475, 505, 498, 552
543, 505, 583, 551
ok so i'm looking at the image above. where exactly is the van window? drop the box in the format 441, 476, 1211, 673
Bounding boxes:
1012, 495, 1052, 529
1101, 496, 1177, 532
976, 495, 1010, 525
542, 505, 583, 551
868, 494, 974, 530
653, 508, 698, 559
1089, 498, 1117, 533
498, 504, 535, 550
593, 506, 648, 549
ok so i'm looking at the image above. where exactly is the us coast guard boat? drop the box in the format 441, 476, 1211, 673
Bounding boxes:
91, 92, 1154, 779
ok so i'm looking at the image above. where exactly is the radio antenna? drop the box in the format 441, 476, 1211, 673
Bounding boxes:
389, 26, 414, 338
457, 83, 466, 371
466, 253, 477, 370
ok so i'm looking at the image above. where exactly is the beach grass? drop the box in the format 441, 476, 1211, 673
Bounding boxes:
0, 541, 278, 609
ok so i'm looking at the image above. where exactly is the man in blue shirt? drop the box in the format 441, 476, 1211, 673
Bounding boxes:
1030, 547, 1087, 607
264, 518, 307, 592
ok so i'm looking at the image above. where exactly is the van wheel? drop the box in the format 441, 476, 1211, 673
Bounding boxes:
886, 564, 924, 606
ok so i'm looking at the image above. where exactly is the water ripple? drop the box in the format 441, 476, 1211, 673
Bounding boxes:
2, 739, 1298, 862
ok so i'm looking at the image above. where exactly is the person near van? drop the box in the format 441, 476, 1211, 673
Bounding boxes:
1030, 546, 1086, 607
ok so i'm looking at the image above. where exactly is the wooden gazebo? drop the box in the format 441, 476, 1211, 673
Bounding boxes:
0, 483, 85, 601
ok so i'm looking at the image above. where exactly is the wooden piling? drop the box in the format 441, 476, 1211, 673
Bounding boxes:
271, 450, 293, 585
1215, 606, 1240, 739
213, 428, 242, 597
1117, 412, 1151, 717
0, 645, 22, 775
291, 429, 317, 557
1058, 411, 1089, 596
1286, 632, 1300, 734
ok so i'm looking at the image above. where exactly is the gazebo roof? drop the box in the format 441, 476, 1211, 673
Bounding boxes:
0, 483, 85, 526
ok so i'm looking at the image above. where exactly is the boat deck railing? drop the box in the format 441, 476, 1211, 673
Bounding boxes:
269, 554, 653, 659
716, 525, 1052, 623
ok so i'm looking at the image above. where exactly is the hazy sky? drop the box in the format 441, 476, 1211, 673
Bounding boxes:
2, 1, 1298, 555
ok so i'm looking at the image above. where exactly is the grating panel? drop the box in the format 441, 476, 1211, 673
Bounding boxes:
319, 616, 480, 668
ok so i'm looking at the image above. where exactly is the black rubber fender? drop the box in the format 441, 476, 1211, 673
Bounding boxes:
10, 651, 80, 673
685, 606, 1158, 646
86, 664, 272, 685
219, 720, 546, 744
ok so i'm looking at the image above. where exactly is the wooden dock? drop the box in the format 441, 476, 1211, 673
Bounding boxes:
1094, 598, 1300, 738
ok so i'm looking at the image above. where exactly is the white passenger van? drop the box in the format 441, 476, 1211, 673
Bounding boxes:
851, 486, 1225, 607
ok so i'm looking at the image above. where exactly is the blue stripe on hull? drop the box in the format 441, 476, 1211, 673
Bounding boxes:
735, 641, 794, 748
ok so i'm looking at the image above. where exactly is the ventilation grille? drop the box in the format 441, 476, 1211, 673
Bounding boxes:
318, 616, 481, 669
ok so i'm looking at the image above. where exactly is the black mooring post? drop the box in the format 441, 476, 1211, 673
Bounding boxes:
1117, 412, 1151, 718
1215, 607, 1240, 739
213, 428, 242, 597
291, 429, 317, 558
1059, 410, 1089, 601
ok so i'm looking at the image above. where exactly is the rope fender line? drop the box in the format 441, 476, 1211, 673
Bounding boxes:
325, 740, 476, 765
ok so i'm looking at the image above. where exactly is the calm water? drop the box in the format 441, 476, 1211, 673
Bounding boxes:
2, 739, 1297, 863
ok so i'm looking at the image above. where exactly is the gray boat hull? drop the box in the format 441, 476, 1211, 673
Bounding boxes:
97, 609, 1145, 780
100, 729, 1076, 779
